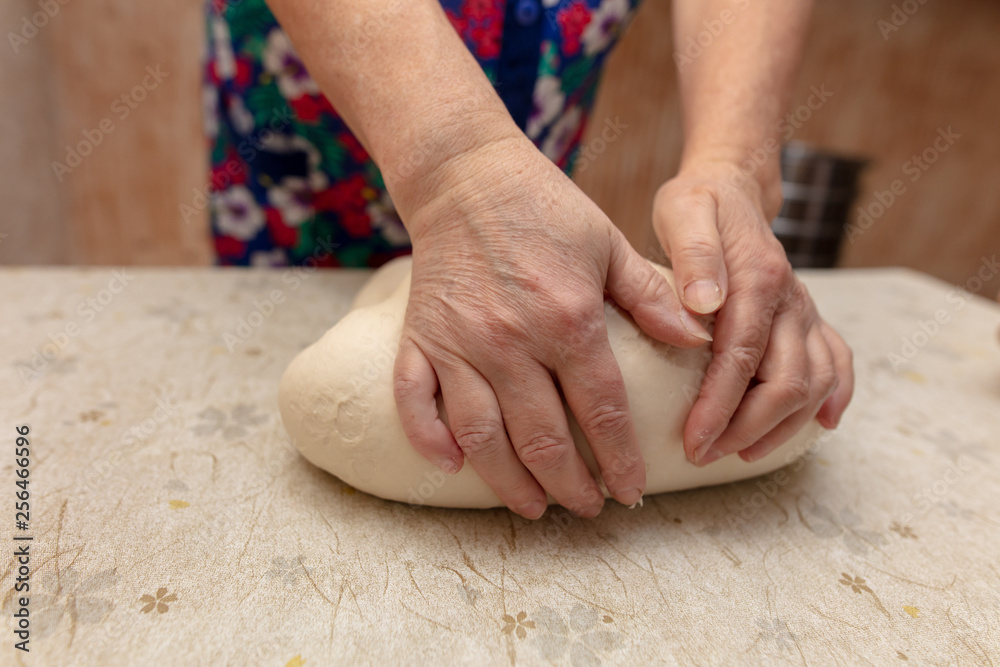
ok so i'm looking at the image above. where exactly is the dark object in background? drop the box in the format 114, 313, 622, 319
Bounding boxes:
772, 142, 869, 268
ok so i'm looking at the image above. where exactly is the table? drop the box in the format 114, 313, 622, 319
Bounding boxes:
2, 266, 998, 665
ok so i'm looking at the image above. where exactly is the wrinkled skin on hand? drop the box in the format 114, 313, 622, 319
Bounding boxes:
653, 160, 854, 466
392, 136, 712, 520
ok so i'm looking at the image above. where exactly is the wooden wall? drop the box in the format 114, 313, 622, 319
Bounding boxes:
579, 0, 1000, 294
0, 0, 210, 265
0, 0, 67, 263
1, 0, 998, 296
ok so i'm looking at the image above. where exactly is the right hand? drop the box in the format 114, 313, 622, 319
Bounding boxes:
390, 135, 712, 520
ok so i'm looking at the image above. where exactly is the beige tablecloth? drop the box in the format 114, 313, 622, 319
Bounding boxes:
1, 266, 999, 666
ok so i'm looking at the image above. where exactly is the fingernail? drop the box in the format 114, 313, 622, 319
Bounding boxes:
571, 499, 604, 519
679, 309, 713, 342
616, 487, 643, 507
437, 458, 460, 474
684, 280, 723, 314
695, 444, 722, 466
517, 500, 547, 520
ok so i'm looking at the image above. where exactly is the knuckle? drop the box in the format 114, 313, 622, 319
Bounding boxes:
688, 182, 714, 198
674, 235, 721, 266
727, 344, 764, 380
517, 433, 571, 469
579, 405, 633, 444
757, 255, 793, 293
654, 184, 711, 227
627, 267, 666, 301
550, 301, 605, 355
674, 183, 714, 203
392, 372, 423, 402
780, 277, 810, 312
452, 419, 505, 457
555, 297, 598, 332
778, 376, 811, 413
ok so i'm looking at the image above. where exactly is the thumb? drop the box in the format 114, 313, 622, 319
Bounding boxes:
653, 187, 729, 315
606, 229, 713, 347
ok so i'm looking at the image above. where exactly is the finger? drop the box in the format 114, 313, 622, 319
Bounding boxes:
738, 326, 837, 463
393, 338, 463, 474
688, 305, 806, 465
815, 321, 855, 429
682, 282, 778, 461
494, 363, 605, 518
653, 186, 729, 314
556, 336, 645, 507
605, 230, 713, 347
435, 362, 548, 519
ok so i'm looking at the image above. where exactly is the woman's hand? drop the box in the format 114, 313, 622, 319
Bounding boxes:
653, 159, 854, 466
392, 136, 712, 520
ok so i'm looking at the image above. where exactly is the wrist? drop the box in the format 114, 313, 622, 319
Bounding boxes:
379, 104, 524, 221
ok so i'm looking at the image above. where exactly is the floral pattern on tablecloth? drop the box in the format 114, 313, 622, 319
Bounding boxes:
1, 266, 999, 664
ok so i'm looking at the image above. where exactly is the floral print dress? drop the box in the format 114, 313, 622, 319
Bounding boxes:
205, 0, 640, 266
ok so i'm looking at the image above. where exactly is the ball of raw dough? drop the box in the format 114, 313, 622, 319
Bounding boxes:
278, 257, 822, 508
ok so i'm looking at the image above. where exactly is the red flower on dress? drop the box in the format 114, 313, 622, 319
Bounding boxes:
340, 208, 372, 238
314, 175, 368, 213
214, 234, 246, 259
233, 58, 254, 89
463, 0, 501, 23
557, 1, 592, 56
313, 188, 337, 213
210, 152, 247, 191
208, 58, 253, 90
471, 20, 503, 59
265, 207, 298, 247
289, 94, 334, 124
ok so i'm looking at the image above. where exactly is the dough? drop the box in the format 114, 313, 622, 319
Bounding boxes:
279, 257, 822, 509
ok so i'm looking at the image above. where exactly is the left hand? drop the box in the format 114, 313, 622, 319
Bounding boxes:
652, 159, 855, 465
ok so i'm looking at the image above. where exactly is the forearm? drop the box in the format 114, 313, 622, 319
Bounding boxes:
671, 0, 813, 209
265, 0, 522, 217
